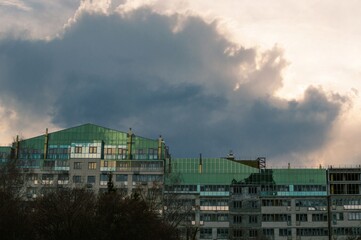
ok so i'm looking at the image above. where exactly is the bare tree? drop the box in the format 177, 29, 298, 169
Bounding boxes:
0, 149, 31, 240
31, 188, 97, 240
0, 151, 23, 196
96, 190, 178, 240
162, 171, 199, 240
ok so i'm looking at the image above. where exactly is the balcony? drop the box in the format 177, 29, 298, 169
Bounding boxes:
42, 180, 54, 185
200, 206, 229, 211
57, 180, 69, 185
100, 167, 116, 172
116, 160, 164, 173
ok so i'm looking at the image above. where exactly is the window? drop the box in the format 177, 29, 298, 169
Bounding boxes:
279, 228, 291, 236
100, 174, 109, 181
233, 215, 242, 223
297, 228, 328, 236
232, 186, 242, 194
263, 229, 274, 237
58, 174, 69, 184
73, 175, 82, 183
333, 213, 344, 221
233, 229, 242, 237
104, 161, 108, 167
347, 184, 360, 194
331, 173, 361, 182
333, 227, 361, 236
200, 228, 212, 239
48, 148, 56, 155
57, 160, 69, 167
148, 148, 158, 160
250, 200, 258, 208
200, 198, 229, 211
262, 199, 291, 206
312, 213, 328, 222
294, 185, 326, 192
74, 162, 81, 169
248, 186, 258, 194
43, 161, 55, 169
115, 174, 128, 182
296, 214, 308, 222
42, 174, 54, 185
100, 174, 109, 186
133, 174, 162, 182
217, 214, 228, 221
200, 214, 212, 222
295, 199, 327, 207
217, 228, 228, 238
331, 184, 361, 194
277, 185, 289, 191
262, 214, 290, 222
200, 213, 228, 222
119, 148, 127, 159
75, 146, 82, 153
89, 146, 97, 154
87, 176, 95, 184
168, 185, 197, 192
105, 147, 116, 155
249, 215, 258, 224
27, 174, 38, 181
249, 230, 258, 237
348, 212, 361, 220
88, 162, 96, 170
201, 185, 230, 192
333, 198, 361, 206
233, 201, 242, 209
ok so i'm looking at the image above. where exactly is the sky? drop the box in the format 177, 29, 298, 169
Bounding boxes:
0, 0, 360, 167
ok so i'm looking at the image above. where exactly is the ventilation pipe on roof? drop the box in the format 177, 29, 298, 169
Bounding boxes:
226, 150, 235, 160
127, 128, 133, 160
158, 135, 163, 160
44, 128, 48, 160
199, 153, 202, 174
15, 135, 19, 159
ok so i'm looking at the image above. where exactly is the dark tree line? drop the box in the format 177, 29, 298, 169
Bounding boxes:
33, 188, 178, 240
0, 160, 181, 240
0, 187, 180, 240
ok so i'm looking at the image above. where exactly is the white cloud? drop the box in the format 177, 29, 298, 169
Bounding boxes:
0, 0, 79, 39
0, 6, 347, 164
0, 0, 32, 11
0, 0, 359, 166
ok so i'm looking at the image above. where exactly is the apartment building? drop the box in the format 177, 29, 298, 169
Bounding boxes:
329, 167, 361, 238
1, 123, 360, 240
3, 123, 169, 198
229, 168, 329, 240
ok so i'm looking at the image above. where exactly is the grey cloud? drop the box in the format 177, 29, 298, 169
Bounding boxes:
0, 7, 346, 159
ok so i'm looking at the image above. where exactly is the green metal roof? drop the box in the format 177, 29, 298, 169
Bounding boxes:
272, 169, 327, 185
0, 146, 12, 162
17, 123, 158, 147
0, 146, 12, 152
169, 158, 327, 185
170, 158, 259, 184
14, 123, 166, 160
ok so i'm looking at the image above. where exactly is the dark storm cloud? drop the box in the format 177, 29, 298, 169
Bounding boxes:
0, 7, 345, 159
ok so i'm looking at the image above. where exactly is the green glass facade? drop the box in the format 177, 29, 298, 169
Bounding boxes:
0, 146, 12, 163
15, 123, 167, 162
169, 158, 259, 185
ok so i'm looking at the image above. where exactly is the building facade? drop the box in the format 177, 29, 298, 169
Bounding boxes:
2, 124, 169, 198
1, 124, 360, 240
